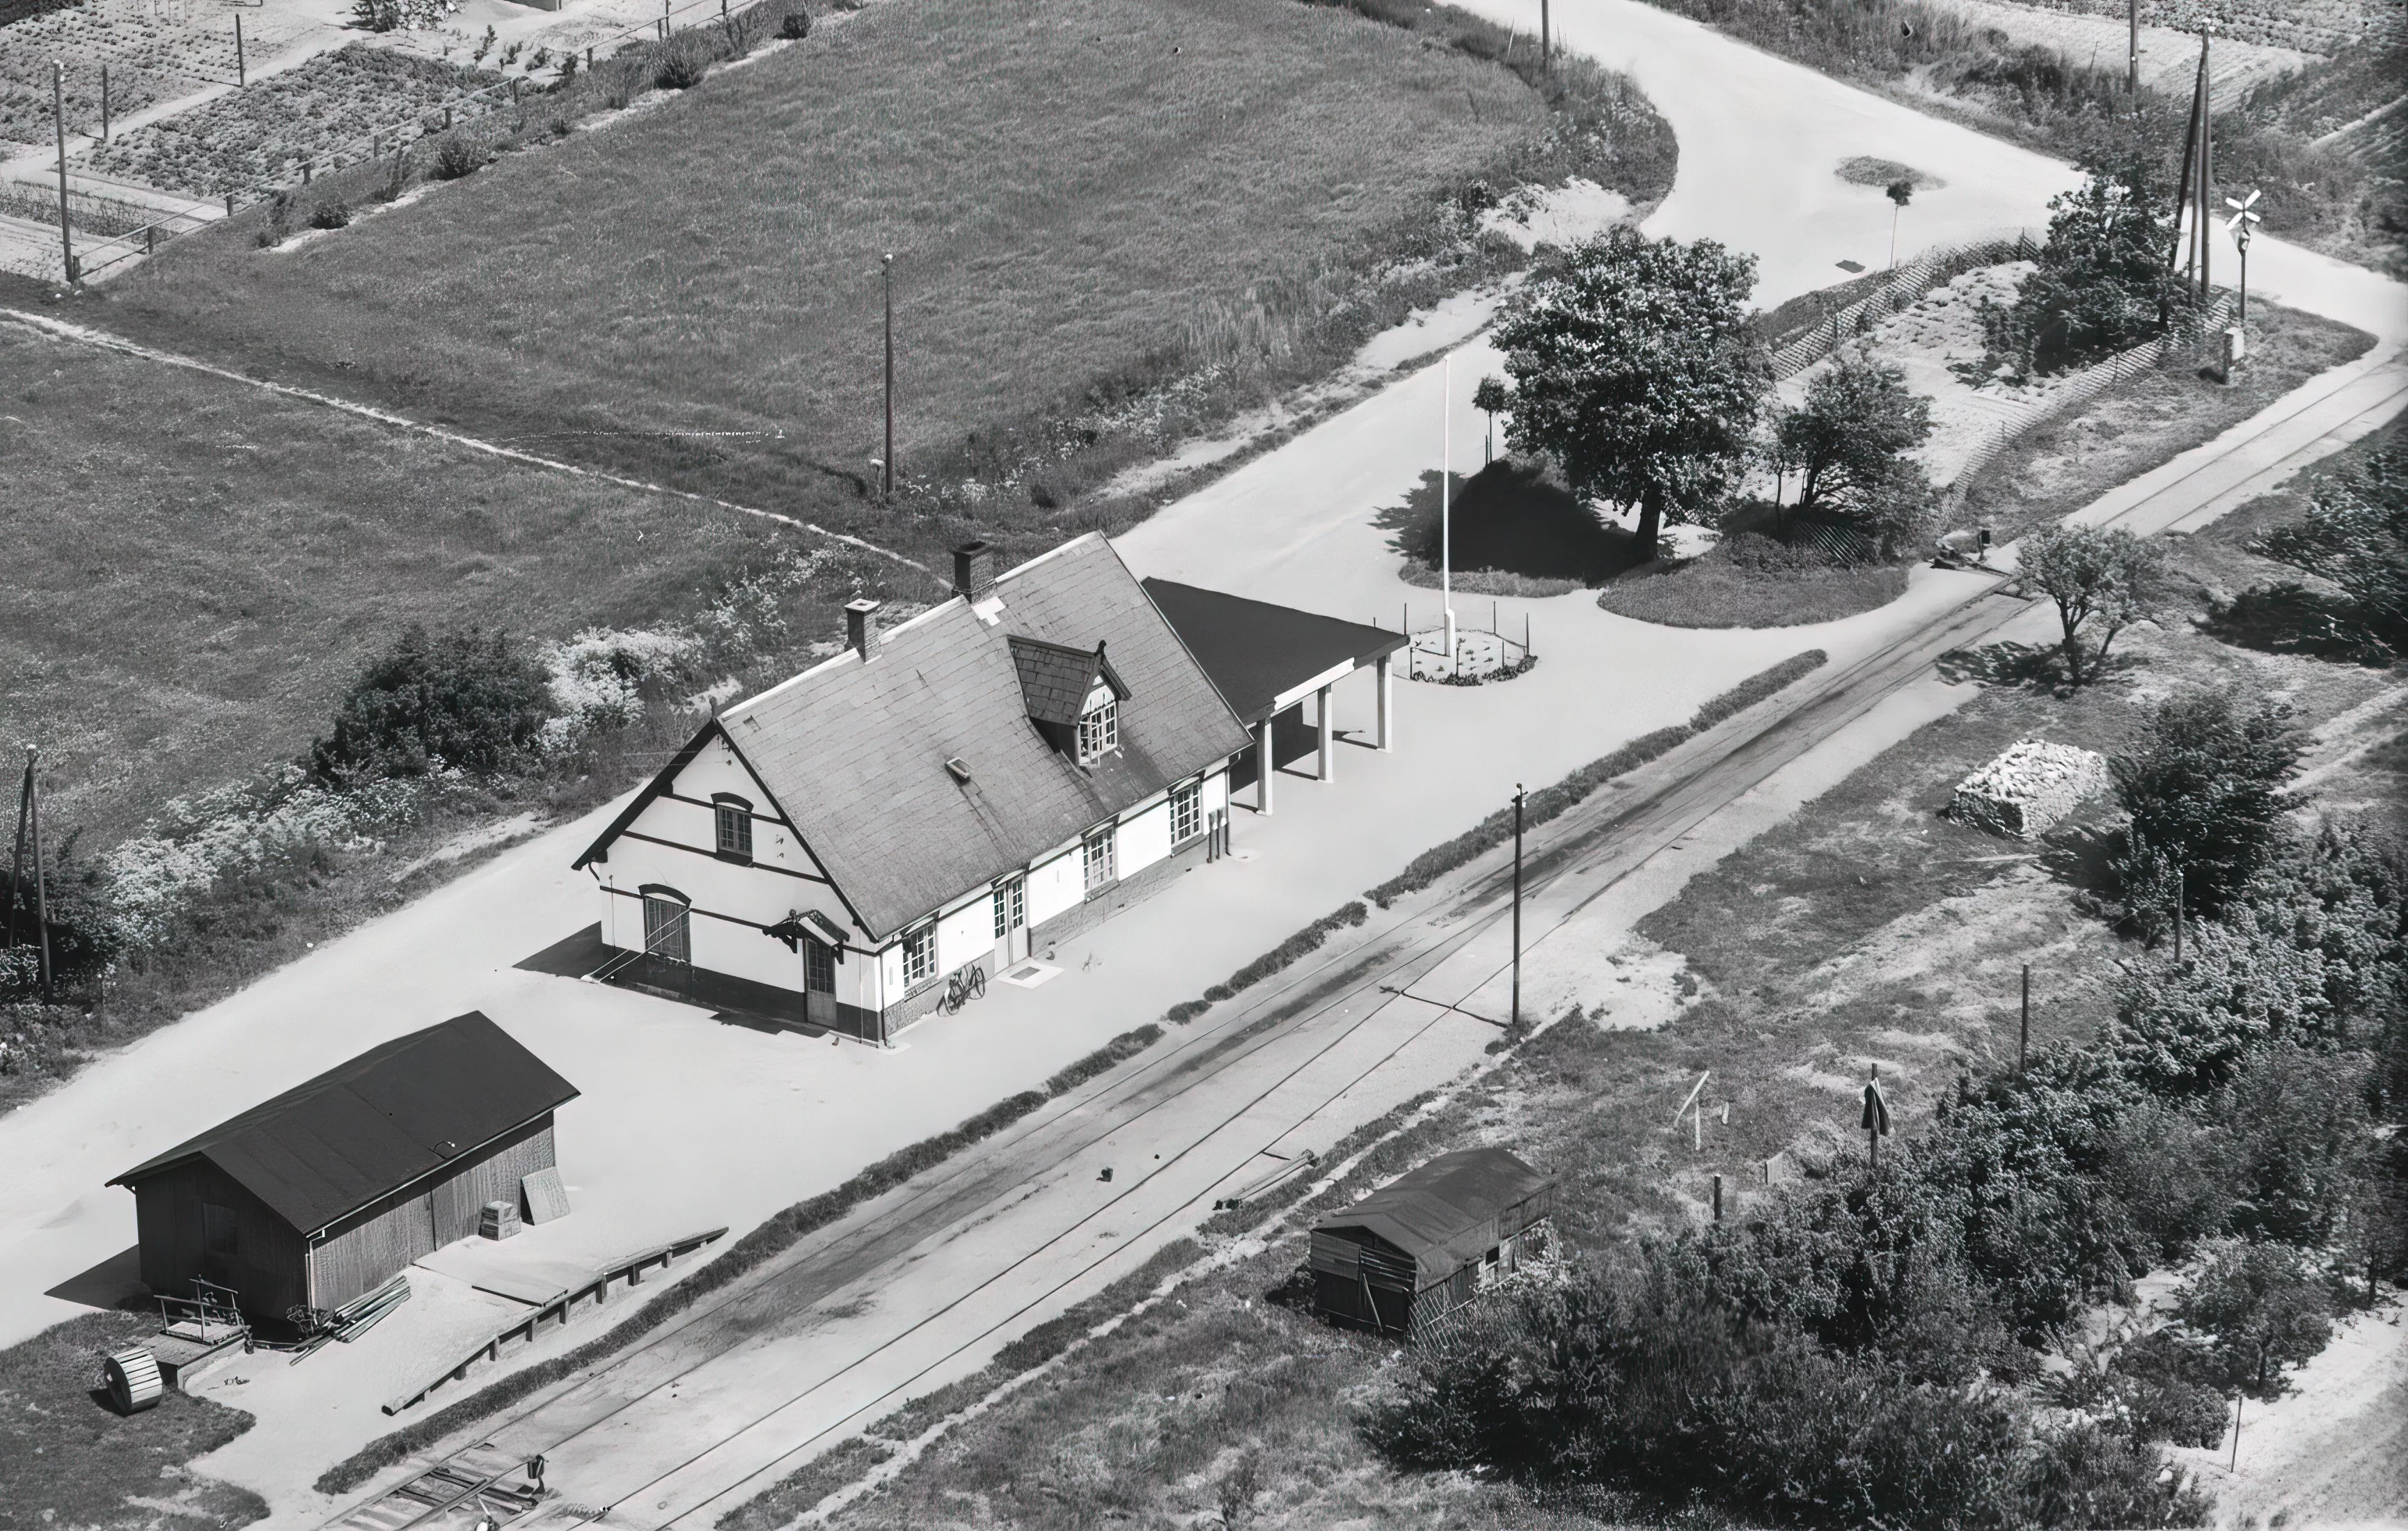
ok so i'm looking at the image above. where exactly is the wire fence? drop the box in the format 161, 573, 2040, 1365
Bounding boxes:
0, 0, 786, 282
1768, 230, 2040, 382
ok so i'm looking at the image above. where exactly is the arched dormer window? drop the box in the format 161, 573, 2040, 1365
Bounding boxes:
712, 794, 755, 862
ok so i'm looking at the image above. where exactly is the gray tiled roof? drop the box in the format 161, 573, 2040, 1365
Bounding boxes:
1009, 636, 1105, 727
723, 536, 1250, 941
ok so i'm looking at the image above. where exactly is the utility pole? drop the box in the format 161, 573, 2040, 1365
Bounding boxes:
2018, 963, 2031, 1071
1540, 0, 1549, 72
235, 12, 245, 87
52, 61, 74, 286
2195, 31, 2212, 302
2174, 867, 2185, 963
881, 253, 894, 501
100, 64, 109, 141
13, 752, 53, 1000
6, 753, 31, 952
2127, 0, 2138, 93
1511, 783, 1525, 1029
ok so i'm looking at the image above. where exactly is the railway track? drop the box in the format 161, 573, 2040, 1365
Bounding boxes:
318, 347, 2407, 1531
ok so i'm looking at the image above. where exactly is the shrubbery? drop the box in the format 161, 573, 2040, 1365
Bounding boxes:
1366, 807, 2405, 1526
2246, 447, 2408, 665
1983, 168, 2187, 375
2108, 691, 2303, 925
1772, 348, 1937, 560
309, 624, 551, 783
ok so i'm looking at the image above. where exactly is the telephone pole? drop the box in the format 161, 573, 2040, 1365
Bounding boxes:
2018, 963, 2031, 1071
52, 61, 74, 286
1540, 0, 1550, 70
2127, 0, 2138, 93
881, 252, 895, 500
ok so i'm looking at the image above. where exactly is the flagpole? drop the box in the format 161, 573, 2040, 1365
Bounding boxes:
1442, 354, 1456, 668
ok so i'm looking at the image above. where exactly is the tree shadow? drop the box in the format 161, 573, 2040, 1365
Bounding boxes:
2198, 583, 2398, 668
1936, 640, 2063, 689
2034, 822, 2126, 909
1377, 461, 1647, 584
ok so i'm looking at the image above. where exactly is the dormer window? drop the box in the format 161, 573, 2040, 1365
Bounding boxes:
1076, 692, 1119, 766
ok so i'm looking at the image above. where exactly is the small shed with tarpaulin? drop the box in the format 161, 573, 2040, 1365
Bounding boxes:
1308, 1147, 1552, 1336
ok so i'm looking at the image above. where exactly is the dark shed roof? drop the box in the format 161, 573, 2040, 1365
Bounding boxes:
1140, 578, 1406, 725
113, 1012, 578, 1235
1314, 1147, 1549, 1276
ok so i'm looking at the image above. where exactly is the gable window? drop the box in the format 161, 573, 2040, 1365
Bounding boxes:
902, 923, 937, 989
200, 1203, 237, 1257
1076, 698, 1119, 766
1170, 781, 1202, 845
1083, 826, 1117, 895
993, 875, 1025, 941
714, 796, 754, 861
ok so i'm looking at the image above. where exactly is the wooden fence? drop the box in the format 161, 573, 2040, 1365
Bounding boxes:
1939, 292, 2237, 515
1768, 231, 2039, 382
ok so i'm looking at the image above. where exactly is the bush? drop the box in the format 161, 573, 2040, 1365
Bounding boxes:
2109, 691, 2301, 922
308, 625, 551, 783
2251, 446, 2408, 664
308, 199, 351, 230
2174, 1240, 2334, 1400
654, 40, 709, 91
431, 136, 481, 181
778, 8, 810, 38
1982, 167, 2188, 375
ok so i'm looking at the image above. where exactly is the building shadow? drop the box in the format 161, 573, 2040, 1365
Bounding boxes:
45, 1244, 150, 1314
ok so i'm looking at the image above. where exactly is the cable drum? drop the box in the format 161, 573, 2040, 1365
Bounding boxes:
100, 1346, 164, 1414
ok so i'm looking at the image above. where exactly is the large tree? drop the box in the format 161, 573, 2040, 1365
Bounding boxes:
1493, 229, 1767, 562
2017, 523, 2166, 686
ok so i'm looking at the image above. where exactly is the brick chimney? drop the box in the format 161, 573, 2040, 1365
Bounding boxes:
952, 540, 996, 602
845, 599, 882, 661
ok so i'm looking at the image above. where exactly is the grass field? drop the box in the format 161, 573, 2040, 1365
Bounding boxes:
0, 1309, 267, 1531
801, 485, 2404, 1531
84, 0, 1665, 551
0, 320, 879, 847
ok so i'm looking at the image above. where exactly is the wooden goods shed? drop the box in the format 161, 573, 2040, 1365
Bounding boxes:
1308, 1147, 1552, 1336
111, 1012, 578, 1326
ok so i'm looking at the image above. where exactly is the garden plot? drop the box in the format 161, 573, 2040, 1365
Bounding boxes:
1775, 261, 2082, 486
84, 43, 501, 197
0, 0, 326, 149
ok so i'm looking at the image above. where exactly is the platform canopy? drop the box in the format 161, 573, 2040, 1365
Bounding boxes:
1141, 578, 1406, 728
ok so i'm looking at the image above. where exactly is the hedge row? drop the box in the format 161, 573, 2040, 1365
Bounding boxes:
1164, 902, 1369, 1023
